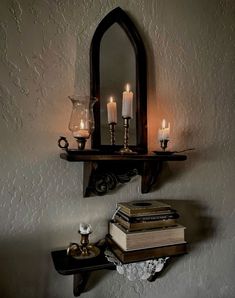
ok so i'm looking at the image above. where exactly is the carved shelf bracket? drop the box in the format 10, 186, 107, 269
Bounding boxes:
84, 161, 139, 197
60, 152, 187, 197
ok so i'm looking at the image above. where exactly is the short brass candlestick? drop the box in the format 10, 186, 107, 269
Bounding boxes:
74, 137, 87, 150
119, 117, 136, 154
66, 229, 100, 260
109, 122, 116, 145
160, 139, 169, 151
79, 232, 90, 257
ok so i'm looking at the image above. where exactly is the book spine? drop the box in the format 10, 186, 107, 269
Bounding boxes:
114, 216, 177, 231
106, 235, 187, 263
117, 211, 179, 222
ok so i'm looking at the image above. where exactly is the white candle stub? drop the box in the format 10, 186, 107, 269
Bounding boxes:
158, 119, 170, 141
107, 96, 117, 124
73, 119, 90, 138
79, 223, 92, 235
122, 83, 133, 118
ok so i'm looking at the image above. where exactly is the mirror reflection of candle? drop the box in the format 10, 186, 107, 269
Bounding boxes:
107, 96, 117, 124
122, 83, 133, 118
162, 118, 166, 129
158, 119, 170, 140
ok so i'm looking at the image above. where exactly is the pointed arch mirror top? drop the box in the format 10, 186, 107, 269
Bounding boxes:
90, 7, 147, 153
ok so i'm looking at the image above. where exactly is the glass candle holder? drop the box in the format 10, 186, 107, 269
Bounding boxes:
68, 95, 97, 150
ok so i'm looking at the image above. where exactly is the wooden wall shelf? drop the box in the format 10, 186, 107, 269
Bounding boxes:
51, 247, 115, 296
60, 151, 187, 197
51, 240, 187, 296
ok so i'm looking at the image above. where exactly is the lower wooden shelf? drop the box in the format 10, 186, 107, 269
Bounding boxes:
51, 240, 187, 296
51, 246, 115, 296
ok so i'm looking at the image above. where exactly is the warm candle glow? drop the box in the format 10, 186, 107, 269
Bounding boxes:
110, 96, 114, 103
126, 84, 130, 92
72, 119, 90, 138
158, 119, 170, 141
162, 119, 166, 129
80, 119, 85, 129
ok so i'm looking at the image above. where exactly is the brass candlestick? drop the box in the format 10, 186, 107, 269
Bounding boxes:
79, 232, 91, 257
119, 117, 136, 154
160, 139, 169, 151
66, 228, 100, 260
74, 137, 87, 150
109, 122, 116, 145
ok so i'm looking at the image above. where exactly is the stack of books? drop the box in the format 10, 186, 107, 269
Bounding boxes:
107, 200, 187, 263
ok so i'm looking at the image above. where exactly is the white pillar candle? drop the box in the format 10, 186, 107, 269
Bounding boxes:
122, 84, 133, 118
73, 119, 90, 138
107, 97, 117, 124
158, 119, 170, 140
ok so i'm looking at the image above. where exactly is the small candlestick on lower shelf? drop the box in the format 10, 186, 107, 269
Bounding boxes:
66, 223, 100, 260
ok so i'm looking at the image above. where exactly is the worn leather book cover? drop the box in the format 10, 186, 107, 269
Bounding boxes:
106, 235, 187, 263
117, 200, 171, 216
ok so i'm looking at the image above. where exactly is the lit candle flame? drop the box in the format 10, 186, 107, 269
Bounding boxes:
126, 84, 130, 92
110, 96, 114, 103
80, 119, 85, 129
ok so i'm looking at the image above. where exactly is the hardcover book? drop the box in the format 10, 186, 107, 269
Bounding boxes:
117, 200, 171, 216
116, 210, 179, 222
109, 222, 186, 251
106, 235, 187, 263
114, 214, 177, 231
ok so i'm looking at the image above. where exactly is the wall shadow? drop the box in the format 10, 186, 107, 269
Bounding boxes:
148, 199, 216, 281
161, 199, 216, 247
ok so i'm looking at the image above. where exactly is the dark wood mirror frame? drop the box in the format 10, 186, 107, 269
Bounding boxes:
59, 7, 187, 198
90, 7, 147, 153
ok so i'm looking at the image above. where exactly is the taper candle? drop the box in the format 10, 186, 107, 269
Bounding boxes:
122, 84, 133, 118
107, 96, 117, 124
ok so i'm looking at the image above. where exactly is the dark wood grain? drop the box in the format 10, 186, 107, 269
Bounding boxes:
51, 249, 115, 276
60, 152, 187, 162
51, 246, 115, 296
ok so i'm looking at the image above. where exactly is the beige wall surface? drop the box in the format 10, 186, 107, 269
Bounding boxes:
0, 0, 234, 297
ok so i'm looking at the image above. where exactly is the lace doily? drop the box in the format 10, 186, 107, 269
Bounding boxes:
105, 249, 169, 281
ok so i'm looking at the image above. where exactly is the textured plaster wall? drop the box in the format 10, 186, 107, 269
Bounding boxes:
0, 1, 234, 298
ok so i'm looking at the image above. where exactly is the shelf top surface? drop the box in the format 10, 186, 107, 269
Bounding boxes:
51, 249, 114, 275
60, 151, 187, 162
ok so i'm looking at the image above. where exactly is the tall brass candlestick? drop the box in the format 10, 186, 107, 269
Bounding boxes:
109, 123, 116, 145
119, 117, 136, 154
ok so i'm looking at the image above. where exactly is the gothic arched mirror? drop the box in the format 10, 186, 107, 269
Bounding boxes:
90, 7, 147, 153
